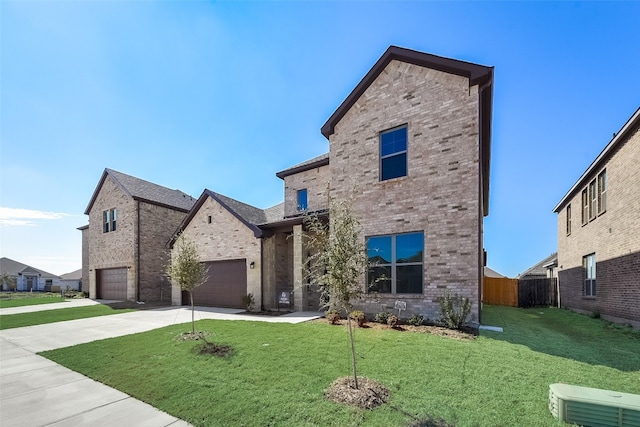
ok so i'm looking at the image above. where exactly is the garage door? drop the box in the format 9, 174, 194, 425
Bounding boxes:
97, 268, 127, 300
186, 259, 246, 308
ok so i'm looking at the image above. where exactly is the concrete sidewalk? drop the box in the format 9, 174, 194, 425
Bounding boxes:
0, 303, 322, 426
0, 298, 102, 315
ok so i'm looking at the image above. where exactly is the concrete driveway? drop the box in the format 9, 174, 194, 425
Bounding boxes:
0, 299, 322, 426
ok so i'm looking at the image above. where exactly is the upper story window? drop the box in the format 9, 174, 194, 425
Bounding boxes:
297, 189, 308, 211
380, 125, 407, 181
581, 188, 588, 225
580, 169, 607, 227
597, 170, 606, 214
103, 208, 117, 233
583, 253, 596, 297
566, 204, 571, 236
367, 232, 423, 294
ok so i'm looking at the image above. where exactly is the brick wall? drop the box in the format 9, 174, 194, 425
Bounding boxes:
87, 176, 136, 300
173, 196, 262, 308
328, 60, 483, 322
138, 202, 187, 302
283, 164, 330, 217
557, 123, 640, 325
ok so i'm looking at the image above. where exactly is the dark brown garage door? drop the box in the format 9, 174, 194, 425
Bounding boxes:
185, 259, 246, 308
97, 268, 127, 300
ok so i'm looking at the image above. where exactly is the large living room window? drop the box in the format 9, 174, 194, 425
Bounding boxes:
583, 253, 596, 297
367, 232, 423, 294
103, 208, 117, 233
380, 125, 407, 181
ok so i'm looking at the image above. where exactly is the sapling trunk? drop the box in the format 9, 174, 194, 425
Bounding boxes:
347, 313, 359, 389
190, 291, 195, 335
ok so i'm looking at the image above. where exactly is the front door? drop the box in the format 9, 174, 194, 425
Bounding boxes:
26, 277, 34, 291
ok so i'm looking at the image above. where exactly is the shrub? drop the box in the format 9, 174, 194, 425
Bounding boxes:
407, 314, 424, 326
326, 310, 341, 325
438, 291, 472, 330
387, 314, 398, 328
349, 310, 366, 327
241, 293, 255, 311
375, 311, 390, 324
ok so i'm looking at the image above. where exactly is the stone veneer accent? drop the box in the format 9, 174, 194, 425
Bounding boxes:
328, 60, 483, 322
556, 123, 640, 326
171, 196, 262, 308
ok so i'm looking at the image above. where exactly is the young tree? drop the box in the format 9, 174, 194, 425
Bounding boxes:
166, 235, 209, 334
304, 197, 369, 389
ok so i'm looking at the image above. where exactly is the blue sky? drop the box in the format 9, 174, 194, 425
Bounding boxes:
1, 1, 639, 277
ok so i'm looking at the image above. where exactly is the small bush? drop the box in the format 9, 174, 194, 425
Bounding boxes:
439, 291, 472, 330
591, 310, 601, 319
387, 314, 398, 328
349, 310, 366, 327
241, 293, 255, 311
407, 314, 424, 326
326, 310, 340, 325
375, 311, 390, 324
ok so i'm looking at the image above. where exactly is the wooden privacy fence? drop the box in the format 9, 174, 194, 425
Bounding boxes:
483, 277, 518, 307
483, 277, 558, 308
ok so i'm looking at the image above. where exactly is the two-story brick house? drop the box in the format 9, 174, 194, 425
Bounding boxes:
553, 108, 640, 327
82, 168, 195, 302
171, 46, 494, 323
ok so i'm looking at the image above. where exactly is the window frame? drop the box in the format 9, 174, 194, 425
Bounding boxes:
102, 208, 117, 233
297, 189, 308, 212
367, 231, 424, 295
581, 188, 588, 225
566, 204, 571, 236
379, 125, 408, 181
597, 169, 607, 215
583, 253, 596, 297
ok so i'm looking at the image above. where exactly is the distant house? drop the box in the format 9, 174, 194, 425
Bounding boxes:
171, 46, 494, 322
59, 269, 82, 292
0, 257, 61, 292
81, 168, 195, 302
518, 253, 558, 280
553, 107, 640, 327
484, 266, 508, 279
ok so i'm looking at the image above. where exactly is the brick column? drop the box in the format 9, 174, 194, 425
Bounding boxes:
293, 224, 306, 311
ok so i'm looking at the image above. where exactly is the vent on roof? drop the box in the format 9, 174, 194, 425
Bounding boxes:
549, 383, 640, 427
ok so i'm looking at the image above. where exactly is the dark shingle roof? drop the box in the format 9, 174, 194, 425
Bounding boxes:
276, 153, 329, 179
518, 253, 557, 279
84, 168, 196, 214
0, 257, 60, 279
262, 203, 285, 224
60, 269, 82, 280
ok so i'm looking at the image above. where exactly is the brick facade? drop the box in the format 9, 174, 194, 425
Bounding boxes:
171, 196, 262, 307
283, 164, 330, 217
327, 60, 484, 322
556, 115, 640, 327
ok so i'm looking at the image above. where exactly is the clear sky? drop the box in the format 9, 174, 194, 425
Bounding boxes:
1, 1, 639, 277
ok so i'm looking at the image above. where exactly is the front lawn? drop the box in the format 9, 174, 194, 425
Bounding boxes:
0, 293, 64, 308
0, 305, 136, 329
41, 306, 640, 427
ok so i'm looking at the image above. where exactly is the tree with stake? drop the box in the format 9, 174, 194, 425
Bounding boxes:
166, 235, 208, 335
304, 197, 369, 390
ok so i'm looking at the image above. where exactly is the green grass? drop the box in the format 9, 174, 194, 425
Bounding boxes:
41, 305, 640, 427
0, 305, 135, 329
0, 293, 64, 308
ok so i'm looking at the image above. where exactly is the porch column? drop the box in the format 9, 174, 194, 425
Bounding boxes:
292, 224, 306, 311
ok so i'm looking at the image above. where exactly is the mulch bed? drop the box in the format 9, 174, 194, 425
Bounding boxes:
313, 318, 477, 340
326, 376, 390, 409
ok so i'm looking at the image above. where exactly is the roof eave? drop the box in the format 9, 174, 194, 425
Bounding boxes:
553, 107, 640, 213
276, 156, 330, 179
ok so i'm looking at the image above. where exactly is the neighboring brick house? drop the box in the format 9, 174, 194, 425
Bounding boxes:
553, 107, 640, 327
171, 46, 494, 323
82, 168, 195, 302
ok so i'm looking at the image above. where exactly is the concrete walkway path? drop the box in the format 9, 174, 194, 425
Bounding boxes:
0, 300, 322, 426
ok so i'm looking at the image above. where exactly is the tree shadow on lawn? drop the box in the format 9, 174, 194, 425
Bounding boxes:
481, 305, 640, 372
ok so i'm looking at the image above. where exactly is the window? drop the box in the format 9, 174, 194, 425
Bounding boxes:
297, 189, 308, 211
103, 208, 117, 233
589, 179, 597, 220
566, 204, 571, 235
583, 253, 596, 297
380, 125, 407, 181
581, 188, 588, 225
597, 170, 607, 214
208, 215, 212, 224
367, 232, 423, 294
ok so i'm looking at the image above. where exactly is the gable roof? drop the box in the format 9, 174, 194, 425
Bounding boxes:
171, 190, 286, 245
320, 45, 494, 216
553, 107, 640, 212
84, 168, 196, 215
484, 266, 507, 278
276, 153, 329, 179
518, 253, 557, 279
0, 257, 60, 279
60, 269, 82, 280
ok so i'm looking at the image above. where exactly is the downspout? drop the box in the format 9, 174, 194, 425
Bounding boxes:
136, 200, 141, 302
